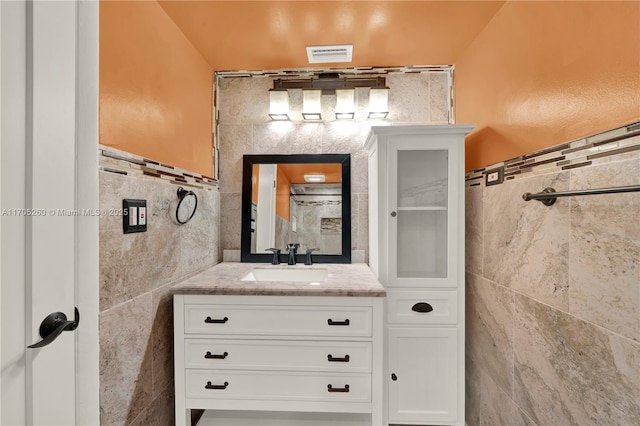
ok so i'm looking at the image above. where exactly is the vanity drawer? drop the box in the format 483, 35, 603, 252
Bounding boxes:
185, 370, 371, 403
184, 305, 372, 337
386, 290, 458, 325
185, 339, 372, 372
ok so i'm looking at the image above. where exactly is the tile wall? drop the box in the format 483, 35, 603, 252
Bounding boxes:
465, 124, 640, 425
98, 147, 220, 425
216, 68, 453, 262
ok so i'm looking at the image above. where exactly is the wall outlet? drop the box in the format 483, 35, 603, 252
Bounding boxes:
485, 167, 504, 186
123, 199, 147, 234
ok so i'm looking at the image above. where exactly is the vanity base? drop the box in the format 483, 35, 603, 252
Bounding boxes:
173, 294, 385, 426
198, 410, 371, 425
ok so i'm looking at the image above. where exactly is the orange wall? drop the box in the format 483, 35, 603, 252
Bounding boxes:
100, 1, 213, 176
456, 1, 640, 171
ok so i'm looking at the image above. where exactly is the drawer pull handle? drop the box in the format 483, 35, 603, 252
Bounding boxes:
205, 381, 229, 390
328, 354, 350, 362
391, 373, 398, 381
327, 384, 350, 393
327, 318, 350, 326
411, 302, 433, 313
204, 351, 228, 359
204, 316, 228, 324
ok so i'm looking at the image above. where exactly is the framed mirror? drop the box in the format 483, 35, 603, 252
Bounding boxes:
241, 154, 351, 264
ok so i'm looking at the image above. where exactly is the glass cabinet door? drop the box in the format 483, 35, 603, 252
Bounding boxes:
388, 138, 459, 287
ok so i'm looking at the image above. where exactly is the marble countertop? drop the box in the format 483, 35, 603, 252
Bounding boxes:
170, 262, 386, 297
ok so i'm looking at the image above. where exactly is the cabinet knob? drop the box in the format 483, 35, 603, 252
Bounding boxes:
411, 302, 434, 313
391, 373, 397, 381
390, 211, 397, 217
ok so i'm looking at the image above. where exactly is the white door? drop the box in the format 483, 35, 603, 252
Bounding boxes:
387, 136, 461, 288
1, 1, 99, 424
387, 327, 458, 424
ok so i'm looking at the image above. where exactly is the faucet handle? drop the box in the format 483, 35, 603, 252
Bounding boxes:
266, 248, 281, 265
304, 248, 320, 265
286, 243, 300, 253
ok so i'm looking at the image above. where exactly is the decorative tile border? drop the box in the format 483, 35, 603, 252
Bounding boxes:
215, 64, 452, 79
465, 122, 640, 188
99, 145, 218, 190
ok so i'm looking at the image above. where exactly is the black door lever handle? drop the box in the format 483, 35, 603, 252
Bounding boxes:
28, 307, 80, 349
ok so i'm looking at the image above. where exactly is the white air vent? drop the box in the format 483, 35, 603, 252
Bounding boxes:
306, 44, 353, 64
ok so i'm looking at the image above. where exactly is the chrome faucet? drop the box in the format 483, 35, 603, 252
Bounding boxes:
286, 243, 300, 265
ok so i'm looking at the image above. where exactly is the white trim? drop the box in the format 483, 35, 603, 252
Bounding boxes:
75, 1, 100, 423
0, 3, 4, 419
0, 1, 28, 423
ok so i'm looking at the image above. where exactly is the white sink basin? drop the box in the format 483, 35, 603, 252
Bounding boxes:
241, 268, 328, 282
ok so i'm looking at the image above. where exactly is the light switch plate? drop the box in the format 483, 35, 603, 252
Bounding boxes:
485, 167, 504, 186
123, 199, 147, 234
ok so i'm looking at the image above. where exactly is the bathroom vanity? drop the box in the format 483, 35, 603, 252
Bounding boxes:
171, 262, 385, 426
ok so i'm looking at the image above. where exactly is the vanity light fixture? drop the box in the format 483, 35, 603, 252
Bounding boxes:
335, 89, 355, 119
268, 89, 290, 121
269, 75, 388, 121
368, 87, 389, 119
302, 89, 322, 120
304, 174, 326, 183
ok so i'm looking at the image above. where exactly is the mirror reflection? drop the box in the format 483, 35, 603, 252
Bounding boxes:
250, 163, 343, 255
241, 154, 351, 264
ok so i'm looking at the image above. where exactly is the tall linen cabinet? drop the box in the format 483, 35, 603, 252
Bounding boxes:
365, 125, 473, 425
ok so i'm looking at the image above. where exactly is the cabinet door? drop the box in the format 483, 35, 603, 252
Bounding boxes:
387, 327, 458, 424
387, 136, 461, 287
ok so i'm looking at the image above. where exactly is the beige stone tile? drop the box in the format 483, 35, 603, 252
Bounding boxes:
99, 174, 186, 309
483, 171, 570, 310
349, 151, 369, 196
99, 170, 127, 232
429, 72, 450, 123
350, 193, 359, 251
513, 293, 640, 425
321, 121, 370, 194
151, 286, 173, 399
129, 381, 174, 426
221, 192, 242, 250
217, 124, 253, 194
569, 159, 640, 341
217, 76, 271, 125
99, 294, 153, 425
252, 122, 324, 154
465, 185, 483, 275
321, 121, 371, 153
99, 229, 127, 311
465, 273, 514, 393
386, 73, 430, 123
179, 188, 220, 275
465, 355, 482, 426
358, 193, 369, 262
479, 368, 535, 426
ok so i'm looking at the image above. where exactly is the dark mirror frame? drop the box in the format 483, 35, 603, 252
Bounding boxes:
241, 153, 351, 264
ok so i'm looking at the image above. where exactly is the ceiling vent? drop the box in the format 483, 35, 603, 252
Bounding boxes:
306, 44, 353, 64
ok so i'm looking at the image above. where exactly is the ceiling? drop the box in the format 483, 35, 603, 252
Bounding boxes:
278, 163, 342, 184
158, 1, 507, 71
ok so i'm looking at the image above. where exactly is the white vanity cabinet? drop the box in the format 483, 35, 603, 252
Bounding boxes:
365, 125, 473, 425
173, 294, 384, 426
